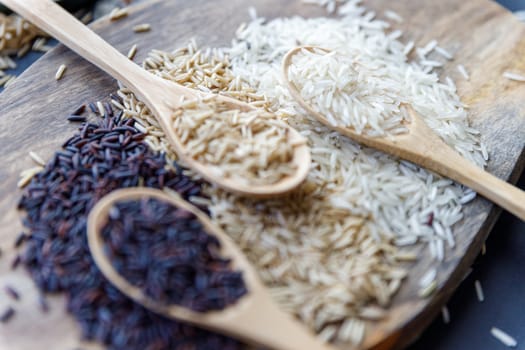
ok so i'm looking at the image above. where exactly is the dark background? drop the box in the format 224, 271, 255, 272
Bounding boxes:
0, 1, 523, 349
498, 0, 525, 10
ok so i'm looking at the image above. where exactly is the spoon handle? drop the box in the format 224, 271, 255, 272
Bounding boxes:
217, 290, 333, 350
409, 110, 525, 221
1, 0, 162, 100
434, 147, 525, 221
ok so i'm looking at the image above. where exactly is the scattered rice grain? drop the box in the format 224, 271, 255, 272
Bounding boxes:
491, 327, 518, 348
457, 64, 470, 80
3, 75, 16, 87
28, 151, 45, 166
384, 10, 403, 23
80, 12, 93, 24
109, 7, 128, 21
96, 101, 105, 117
17, 166, 43, 188
474, 279, 484, 302
0, 307, 15, 323
441, 306, 450, 324
435, 46, 453, 60
418, 279, 437, 298
133, 23, 151, 33
5, 285, 20, 301
127, 44, 138, 60
419, 268, 437, 289
55, 64, 67, 80
502, 71, 525, 82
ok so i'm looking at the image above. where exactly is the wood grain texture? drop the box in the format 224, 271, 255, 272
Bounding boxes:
0, 1, 524, 350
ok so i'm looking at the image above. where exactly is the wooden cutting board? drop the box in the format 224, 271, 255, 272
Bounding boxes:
0, 0, 524, 349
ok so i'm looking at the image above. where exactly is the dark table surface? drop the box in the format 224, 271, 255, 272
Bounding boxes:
0, 1, 523, 349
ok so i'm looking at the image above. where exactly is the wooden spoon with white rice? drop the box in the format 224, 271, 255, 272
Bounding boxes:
283, 46, 525, 221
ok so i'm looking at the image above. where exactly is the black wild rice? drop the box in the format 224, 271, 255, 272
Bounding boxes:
102, 198, 247, 312
72, 105, 86, 116
426, 212, 434, 226
67, 115, 87, 122
38, 294, 49, 313
11, 255, 20, 270
14, 232, 28, 248
0, 307, 15, 323
88, 102, 97, 114
16, 104, 241, 350
5, 285, 20, 301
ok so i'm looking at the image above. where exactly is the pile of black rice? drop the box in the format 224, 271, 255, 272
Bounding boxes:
16, 104, 242, 350
102, 197, 247, 312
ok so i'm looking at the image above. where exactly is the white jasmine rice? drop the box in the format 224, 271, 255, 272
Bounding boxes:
503, 71, 525, 82
286, 47, 410, 136
435, 46, 454, 60
419, 268, 437, 289
384, 10, 403, 23
441, 306, 450, 324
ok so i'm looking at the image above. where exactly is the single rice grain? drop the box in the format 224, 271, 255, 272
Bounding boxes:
127, 44, 138, 60
384, 10, 403, 23
55, 64, 67, 81
418, 279, 437, 298
491, 327, 518, 348
435, 46, 453, 60
28, 151, 45, 166
503, 71, 525, 82
475, 279, 484, 302
133, 23, 151, 33
109, 7, 128, 21
457, 64, 470, 80
441, 306, 450, 324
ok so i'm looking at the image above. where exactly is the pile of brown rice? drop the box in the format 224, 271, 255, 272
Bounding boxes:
0, 13, 44, 54
111, 0, 488, 345
0, 13, 45, 87
0, 9, 94, 88
172, 96, 297, 186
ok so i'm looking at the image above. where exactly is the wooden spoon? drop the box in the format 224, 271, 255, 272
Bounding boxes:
87, 187, 334, 350
1, 0, 311, 198
283, 46, 525, 221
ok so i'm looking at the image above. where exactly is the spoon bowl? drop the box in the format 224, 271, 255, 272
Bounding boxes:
2, 0, 311, 197
87, 187, 334, 350
283, 45, 525, 221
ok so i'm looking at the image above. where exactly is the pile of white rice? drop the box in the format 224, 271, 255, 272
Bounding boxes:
113, 0, 487, 345
286, 47, 410, 136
